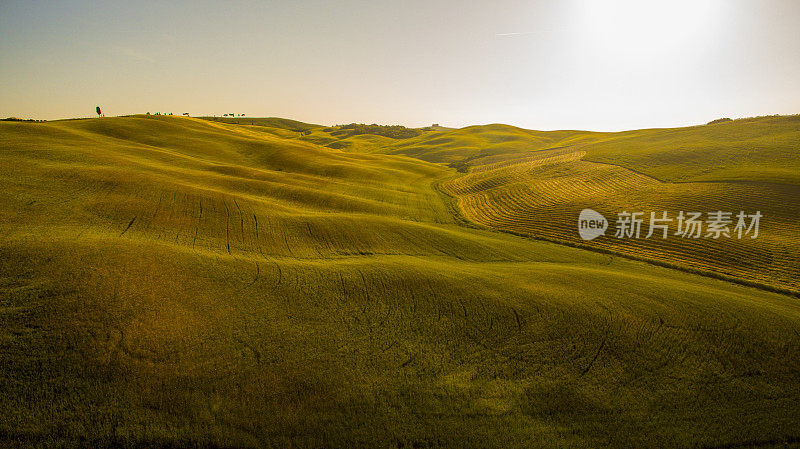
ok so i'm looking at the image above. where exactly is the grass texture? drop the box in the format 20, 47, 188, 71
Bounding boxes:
1, 115, 799, 448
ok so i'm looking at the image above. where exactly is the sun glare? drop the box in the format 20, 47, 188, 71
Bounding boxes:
574, 0, 724, 59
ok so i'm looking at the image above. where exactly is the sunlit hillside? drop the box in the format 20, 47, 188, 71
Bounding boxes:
1, 115, 800, 448
206, 115, 800, 294
431, 116, 800, 294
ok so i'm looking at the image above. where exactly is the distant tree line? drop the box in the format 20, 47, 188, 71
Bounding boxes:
2, 117, 46, 122
707, 117, 733, 125
330, 123, 421, 139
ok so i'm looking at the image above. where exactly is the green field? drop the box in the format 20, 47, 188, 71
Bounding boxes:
2, 115, 800, 448
434, 117, 800, 295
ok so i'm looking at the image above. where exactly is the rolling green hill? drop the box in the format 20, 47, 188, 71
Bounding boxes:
423, 116, 800, 294
201, 115, 800, 293
2, 115, 800, 448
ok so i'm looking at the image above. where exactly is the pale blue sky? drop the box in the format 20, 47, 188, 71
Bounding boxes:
1, 0, 798, 130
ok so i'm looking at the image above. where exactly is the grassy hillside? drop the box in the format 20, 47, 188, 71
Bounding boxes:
201, 116, 323, 132
206, 115, 800, 292
377, 115, 800, 183
579, 115, 800, 184
2, 115, 800, 448
425, 116, 800, 294
274, 114, 800, 183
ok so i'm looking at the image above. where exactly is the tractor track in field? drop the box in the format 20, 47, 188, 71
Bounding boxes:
230, 261, 261, 297
579, 305, 612, 377
233, 198, 245, 245
119, 216, 136, 236
192, 199, 203, 249
223, 198, 232, 255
